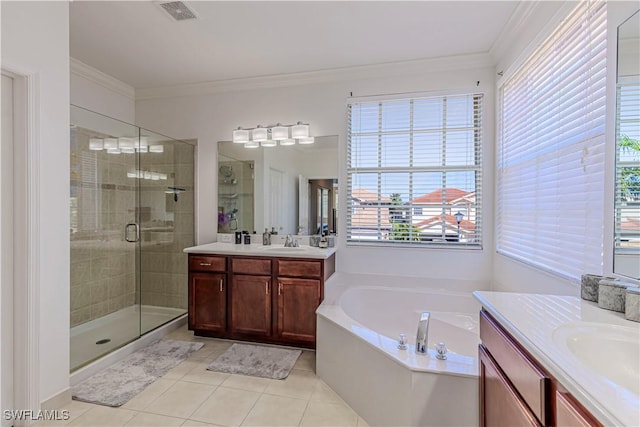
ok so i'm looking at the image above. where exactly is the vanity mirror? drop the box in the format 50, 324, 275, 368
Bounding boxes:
614, 9, 640, 279
218, 136, 338, 235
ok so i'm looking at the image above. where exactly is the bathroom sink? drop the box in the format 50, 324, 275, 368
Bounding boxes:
552, 323, 640, 394
258, 245, 306, 251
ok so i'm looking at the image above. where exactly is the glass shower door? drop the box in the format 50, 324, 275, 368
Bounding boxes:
138, 129, 194, 334
70, 106, 141, 371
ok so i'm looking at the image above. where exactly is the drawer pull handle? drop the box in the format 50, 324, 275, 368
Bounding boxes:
278, 282, 282, 295
199, 262, 212, 266
219, 279, 223, 292
265, 282, 269, 295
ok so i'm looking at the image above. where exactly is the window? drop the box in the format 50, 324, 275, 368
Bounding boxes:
497, 1, 606, 279
347, 93, 483, 247
614, 79, 640, 251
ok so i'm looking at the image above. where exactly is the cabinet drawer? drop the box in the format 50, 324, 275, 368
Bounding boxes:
232, 257, 272, 275
480, 310, 550, 425
277, 259, 321, 278
189, 255, 226, 272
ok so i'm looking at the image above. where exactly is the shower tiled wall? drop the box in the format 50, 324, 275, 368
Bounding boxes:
139, 141, 194, 311
70, 127, 195, 328
70, 129, 137, 327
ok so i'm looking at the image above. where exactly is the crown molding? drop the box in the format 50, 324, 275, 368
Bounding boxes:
70, 57, 135, 100
489, 1, 540, 64
135, 53, 494, 101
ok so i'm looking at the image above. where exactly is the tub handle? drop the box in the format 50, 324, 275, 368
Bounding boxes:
397, 333, 408, 350
436, 342, 447, 360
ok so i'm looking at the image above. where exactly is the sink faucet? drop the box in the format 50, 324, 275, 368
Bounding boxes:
284, 235, 299, 247
416, 312, 430, 354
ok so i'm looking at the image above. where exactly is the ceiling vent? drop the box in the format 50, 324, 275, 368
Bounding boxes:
156, 1, 197, 21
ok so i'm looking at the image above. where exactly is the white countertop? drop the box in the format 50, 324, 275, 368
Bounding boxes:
183, 241, 336, 259
474, 291, 640, 427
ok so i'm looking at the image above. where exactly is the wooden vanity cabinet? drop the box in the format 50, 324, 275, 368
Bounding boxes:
229, 257, 273, 337
188, 255, 227, 336
479, 345, 540, 426
188, 253, 335, 348
275, 259, 327, 345
479, 309, 602, 427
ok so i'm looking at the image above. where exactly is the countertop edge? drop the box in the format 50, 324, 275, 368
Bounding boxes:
183, 242, 336, 259
472, 291, 624, 427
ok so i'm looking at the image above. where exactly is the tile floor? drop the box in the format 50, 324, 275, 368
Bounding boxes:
41, 326, 368, 427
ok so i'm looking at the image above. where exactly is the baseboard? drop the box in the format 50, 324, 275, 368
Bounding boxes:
40, 388, 72, 411
70, 314, 187, 386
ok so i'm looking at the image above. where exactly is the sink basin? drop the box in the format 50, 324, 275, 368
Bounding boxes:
258, 245, 306, 251
552, 323, 640, 394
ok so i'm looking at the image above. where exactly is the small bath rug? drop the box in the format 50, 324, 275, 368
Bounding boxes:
72, 339, 203, 407
207, 343, 301, 380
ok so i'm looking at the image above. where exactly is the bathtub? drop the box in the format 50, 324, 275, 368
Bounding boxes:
316, 273, 482, 426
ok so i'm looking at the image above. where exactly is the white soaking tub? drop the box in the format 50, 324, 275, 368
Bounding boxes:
316, 273, 482, 427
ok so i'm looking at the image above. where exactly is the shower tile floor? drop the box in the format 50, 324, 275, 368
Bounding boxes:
47, 325, 368, 427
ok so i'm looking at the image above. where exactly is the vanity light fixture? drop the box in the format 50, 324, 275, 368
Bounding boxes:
271, 124, 289, 140
298, 137, 315, 145
118, 137, 135, 153
231, 121, 312, 148
103, 138, 118, 151
149, 144, 164, 153
138, 136, 149, 153
89, 138, 104, 150
232, 127, 250, 143
252, 125, 268, 142
291, 121, 310, 139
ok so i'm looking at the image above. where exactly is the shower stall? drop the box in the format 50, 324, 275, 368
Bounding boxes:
69, 106, 195, 371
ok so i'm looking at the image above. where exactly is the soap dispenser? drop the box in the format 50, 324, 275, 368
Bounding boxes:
263, 228, 271, 245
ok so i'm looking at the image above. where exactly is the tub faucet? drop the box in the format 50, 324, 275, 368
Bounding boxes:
415, 312, 430, 354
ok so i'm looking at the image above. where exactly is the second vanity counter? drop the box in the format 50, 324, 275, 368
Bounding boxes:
183, 241, 336, 348
184, 241, 336, 259
474, 291, 640, 426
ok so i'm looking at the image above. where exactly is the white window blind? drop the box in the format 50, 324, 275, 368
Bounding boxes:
497, 0, 607, 279
347, 93, 483, 247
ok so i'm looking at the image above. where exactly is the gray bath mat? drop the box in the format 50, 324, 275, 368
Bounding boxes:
72, 339, 203, 407
207, 343, 301, 380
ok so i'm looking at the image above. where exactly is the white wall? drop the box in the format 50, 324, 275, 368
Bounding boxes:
1, 0, 70, 404
137, 59, 496, 286
491, 1, 640, 295
70, 58, 135, 124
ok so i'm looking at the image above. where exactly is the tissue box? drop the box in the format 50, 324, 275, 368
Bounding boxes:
310, 235, 321, 247
326, 236, 335, 248
625, 287, 640, 322
598, 279, 634, 312
581, 273, 612, 302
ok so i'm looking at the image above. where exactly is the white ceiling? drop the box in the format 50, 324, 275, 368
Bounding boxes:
70, 1, 520, 89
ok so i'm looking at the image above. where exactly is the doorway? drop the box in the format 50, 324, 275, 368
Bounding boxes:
1, 72, 15, 427
309, 179, 338, 235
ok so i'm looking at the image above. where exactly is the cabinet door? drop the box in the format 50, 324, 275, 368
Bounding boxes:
230, 275, 272, 336
189, 272, 226, 333
556, 391, 602, 427
479, 345, 541, 427
276, 277, 321, 344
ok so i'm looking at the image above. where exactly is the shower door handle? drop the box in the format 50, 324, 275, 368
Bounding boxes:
125, 223, 139, 243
